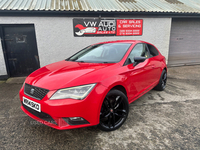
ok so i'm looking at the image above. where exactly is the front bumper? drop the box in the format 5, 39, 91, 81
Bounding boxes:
19, 83, 108, 130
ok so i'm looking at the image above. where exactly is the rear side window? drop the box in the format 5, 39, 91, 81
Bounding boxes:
147, 44, 159, 57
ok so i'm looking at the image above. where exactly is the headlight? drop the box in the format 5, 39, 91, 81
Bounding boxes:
50, 83, 96, 100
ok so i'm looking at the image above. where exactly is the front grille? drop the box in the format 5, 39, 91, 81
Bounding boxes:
24, 83, 49, 100
22, 104, 57, 125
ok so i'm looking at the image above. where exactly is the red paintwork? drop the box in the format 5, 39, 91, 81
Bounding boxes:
19, 40, 167, 130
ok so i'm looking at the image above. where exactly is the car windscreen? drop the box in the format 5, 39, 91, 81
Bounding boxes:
67, 43, 132, 63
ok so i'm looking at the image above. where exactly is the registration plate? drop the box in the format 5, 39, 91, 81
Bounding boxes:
23, 97, 41, 112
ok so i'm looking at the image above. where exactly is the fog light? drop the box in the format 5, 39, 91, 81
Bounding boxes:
62, 117, 89, 125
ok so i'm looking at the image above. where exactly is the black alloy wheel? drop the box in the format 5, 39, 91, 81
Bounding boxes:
98, 89, 129, 131
161, 71, 167, 89
154, 69, 167, 91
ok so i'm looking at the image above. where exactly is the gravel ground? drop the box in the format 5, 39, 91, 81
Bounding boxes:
0, 65, 200, 150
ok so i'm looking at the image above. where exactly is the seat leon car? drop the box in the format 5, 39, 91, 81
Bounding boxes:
19, 40, 167, 131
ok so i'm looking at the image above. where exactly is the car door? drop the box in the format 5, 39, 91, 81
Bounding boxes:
122, 43, 155, 101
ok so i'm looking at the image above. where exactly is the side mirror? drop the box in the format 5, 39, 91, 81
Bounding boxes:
134, 57, 146, 63
133, 57, 146, 66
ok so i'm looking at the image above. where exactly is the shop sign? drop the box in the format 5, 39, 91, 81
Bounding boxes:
116, 19, 143, 36
73, 19, 143, 37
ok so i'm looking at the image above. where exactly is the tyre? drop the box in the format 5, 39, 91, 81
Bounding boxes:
154, 69, 167, 91
98, 89, 129, 131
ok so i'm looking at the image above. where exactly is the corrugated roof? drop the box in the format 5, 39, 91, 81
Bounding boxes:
0, 0, 200, 14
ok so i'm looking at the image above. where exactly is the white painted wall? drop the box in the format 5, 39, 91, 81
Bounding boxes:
0, 16, 171, 76
0, 39, 7, 75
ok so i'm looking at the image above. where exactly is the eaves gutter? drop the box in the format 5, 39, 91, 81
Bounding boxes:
0, 10, 200, 18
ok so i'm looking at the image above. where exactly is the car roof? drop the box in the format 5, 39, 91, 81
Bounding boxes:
93, 40, 145, 45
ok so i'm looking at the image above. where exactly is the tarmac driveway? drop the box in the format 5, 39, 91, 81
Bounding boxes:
0, 65, 200, 150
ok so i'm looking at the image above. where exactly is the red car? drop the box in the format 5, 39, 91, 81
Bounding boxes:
19, 40, 167, 131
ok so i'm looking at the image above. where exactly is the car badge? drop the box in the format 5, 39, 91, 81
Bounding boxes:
30, 88, 35, 95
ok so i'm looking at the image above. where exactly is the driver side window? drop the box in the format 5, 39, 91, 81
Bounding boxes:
126, 43, 149, 65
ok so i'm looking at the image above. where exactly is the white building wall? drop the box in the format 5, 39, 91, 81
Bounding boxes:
0, 40, 7, 76
0, 16, 171, 76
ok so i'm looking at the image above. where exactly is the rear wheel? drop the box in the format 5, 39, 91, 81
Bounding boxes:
98, 89, 129, 131
154, 69, 167, 91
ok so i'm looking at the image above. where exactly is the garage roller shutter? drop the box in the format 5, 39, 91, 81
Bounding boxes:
168, 18, 200, 66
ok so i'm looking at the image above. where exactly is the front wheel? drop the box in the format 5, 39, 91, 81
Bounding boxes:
98, 89, 129, 131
